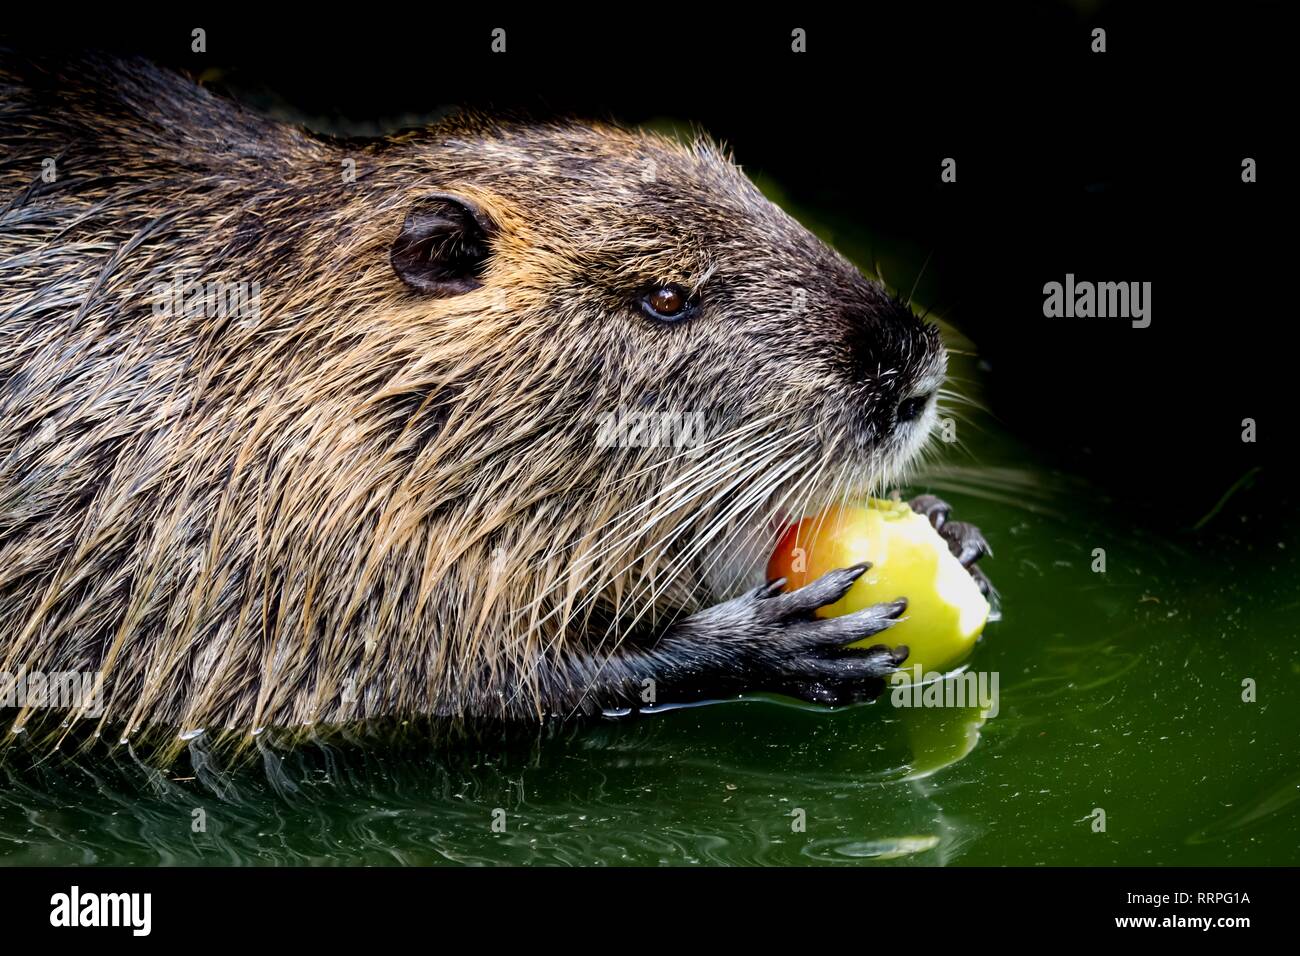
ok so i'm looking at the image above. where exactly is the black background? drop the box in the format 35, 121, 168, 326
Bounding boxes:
0, 863, 1284, 940
3, 2, 1292, 531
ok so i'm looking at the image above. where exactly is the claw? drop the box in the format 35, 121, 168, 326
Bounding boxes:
940, 520, 991, 567
768, 562, 870, 617
908, 494, 952, 530
837, 641, 910, 671
819, 645, 905, 679
908, 493, 995, 594
778, 640, 908, 706
790, 596, 906, 647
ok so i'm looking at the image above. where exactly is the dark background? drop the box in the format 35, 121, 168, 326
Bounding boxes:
4, 2, 1292, 531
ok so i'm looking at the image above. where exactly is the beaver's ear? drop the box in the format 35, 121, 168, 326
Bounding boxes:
390, 193, 497, 296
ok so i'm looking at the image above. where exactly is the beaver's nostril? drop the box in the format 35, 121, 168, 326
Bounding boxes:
896, 392, 933, 424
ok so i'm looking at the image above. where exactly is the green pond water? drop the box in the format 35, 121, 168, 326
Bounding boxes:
2, 196, 1297, 866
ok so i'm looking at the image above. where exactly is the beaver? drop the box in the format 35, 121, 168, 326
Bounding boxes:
0, 52, 991, 758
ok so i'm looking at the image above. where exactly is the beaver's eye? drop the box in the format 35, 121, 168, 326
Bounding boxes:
640, 285, 694, 322
896, 393, 933, 424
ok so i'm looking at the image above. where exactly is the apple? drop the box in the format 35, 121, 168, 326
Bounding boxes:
766, 498, 990, 674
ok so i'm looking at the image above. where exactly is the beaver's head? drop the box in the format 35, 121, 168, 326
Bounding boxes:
384, 118, 947, 607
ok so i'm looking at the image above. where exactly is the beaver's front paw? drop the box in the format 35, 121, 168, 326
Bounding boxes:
671, 564, 910, 707
908, 494, 994, 596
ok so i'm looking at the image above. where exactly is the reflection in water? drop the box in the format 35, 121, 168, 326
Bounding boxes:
0, 681, 998, 866
902, 696, 988, 781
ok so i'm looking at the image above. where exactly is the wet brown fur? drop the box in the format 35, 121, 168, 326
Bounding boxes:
0, 53, 946, 761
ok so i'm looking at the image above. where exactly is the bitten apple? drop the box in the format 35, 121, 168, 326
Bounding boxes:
767, 498, 989, 673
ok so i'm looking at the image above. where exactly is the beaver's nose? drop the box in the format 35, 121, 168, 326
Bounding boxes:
896, 392, 933, 424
